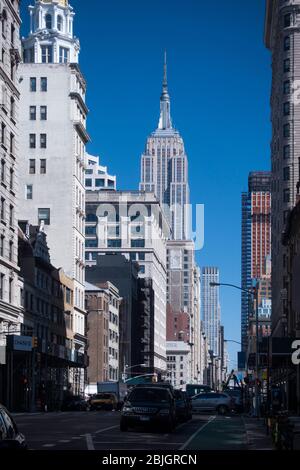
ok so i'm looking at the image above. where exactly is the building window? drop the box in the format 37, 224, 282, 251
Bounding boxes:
284, 14, 291, 28
26, 185, 33, 200
284, 80, 290, 94
0, 197, 5, 221
95, 179, 104, 187
85, 179, 92, 187
45, 14, 52, 30
284, 36, 290, 51
1, 159, 5, 184
38, 208, 50, 226
57, 15, 63, 31
9, 241, 13, 262
108, 239, 122, 248
284, 58, 290, 73
86, 239, 98, 248
10, 133, 14, 155
1, 123, 6, 146
40, 159, 46, 174
10, 169, 13, 190
9, 278, 12, 303
283, 144, 290, 159
1, 9, 7, 38
139, 265, 145, 274
9, 205, 13, 226
59, 47, 69, 63
283, 123, 290, 138
41, 77, 47, 92
131, 239, 145, 248
41, 45, 53, 64
283, 167, 290, 181
29, 159, 36, 174
283, 102, 290, 116
283, 189, 290, 203
0, 273, 4, 300
0, 235, 4, 257
29, 134, 36, 148
40, 134, 47, 148
40, 106, 47, 120
30, 106, 36, 120
30, 77, 37, 92
10, 97, 15, 120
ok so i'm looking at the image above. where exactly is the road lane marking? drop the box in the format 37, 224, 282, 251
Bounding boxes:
58, 440, 71, 443
180, 416, 216, 450
85, 434, 95, 450
94, 425, 119, 434
42, 444, 56, 448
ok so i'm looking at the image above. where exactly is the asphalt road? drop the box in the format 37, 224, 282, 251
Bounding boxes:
12, 411, 250, 451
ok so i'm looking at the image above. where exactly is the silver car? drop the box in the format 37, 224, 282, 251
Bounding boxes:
191, 392, 232, 415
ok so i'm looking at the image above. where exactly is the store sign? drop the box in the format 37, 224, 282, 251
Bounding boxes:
8, 335, 32, 352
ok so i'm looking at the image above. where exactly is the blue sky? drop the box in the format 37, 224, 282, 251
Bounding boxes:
21, 0, 271, 365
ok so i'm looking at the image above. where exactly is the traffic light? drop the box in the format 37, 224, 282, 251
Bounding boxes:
32, 336, 38, 348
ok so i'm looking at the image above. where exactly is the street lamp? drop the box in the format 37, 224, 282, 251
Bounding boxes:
210, 281, 260, 417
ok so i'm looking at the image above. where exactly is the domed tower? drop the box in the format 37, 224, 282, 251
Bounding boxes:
23, 0, 80, 64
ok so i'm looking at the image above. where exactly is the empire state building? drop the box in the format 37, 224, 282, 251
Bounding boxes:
139, 54, 190, 240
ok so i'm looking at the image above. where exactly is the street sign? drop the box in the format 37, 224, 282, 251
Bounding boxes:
7, 335, 33, 352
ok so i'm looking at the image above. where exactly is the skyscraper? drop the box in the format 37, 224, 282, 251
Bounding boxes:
265, 1, 300, 337
201, 267, 221, 357
139, 55, 202, 383
241, 172, 271, 352
18, 0, 88, 387
139, 53, 190, 241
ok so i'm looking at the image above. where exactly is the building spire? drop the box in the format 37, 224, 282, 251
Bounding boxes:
163, 50, 168, 91
158, 51, 172, 130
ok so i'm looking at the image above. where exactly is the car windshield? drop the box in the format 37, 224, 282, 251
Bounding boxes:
129, 388, 170, 403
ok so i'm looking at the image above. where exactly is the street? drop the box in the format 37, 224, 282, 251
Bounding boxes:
12, 411, 261, 451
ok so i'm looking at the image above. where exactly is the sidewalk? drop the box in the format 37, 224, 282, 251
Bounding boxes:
242, 416, 274, 450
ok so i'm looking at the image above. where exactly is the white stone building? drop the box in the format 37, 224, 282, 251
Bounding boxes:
85, 153, 116, 192
166, 341, 191, 389
18, 0, 88, 391
85, 190, 169, 373
0, 0, 24, 403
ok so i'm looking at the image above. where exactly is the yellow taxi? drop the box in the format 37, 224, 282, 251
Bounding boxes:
89, 393, 118, 411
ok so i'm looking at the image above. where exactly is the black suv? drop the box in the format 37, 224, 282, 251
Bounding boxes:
0, 404, 27, 450
120, 386, 176, 433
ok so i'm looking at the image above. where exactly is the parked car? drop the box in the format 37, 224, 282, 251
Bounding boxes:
223, 388, 243, 413
174, 390, 192, 422
89, 393, 118, 411
186, 384, 212, 398
191, 392, 233, 415
0, 404, 27, 450
120, 386, 176, 432
61, 395, 89, 411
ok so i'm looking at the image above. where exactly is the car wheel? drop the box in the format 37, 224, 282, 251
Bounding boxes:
120, 420, 128, 432
217, 405, 228, 415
